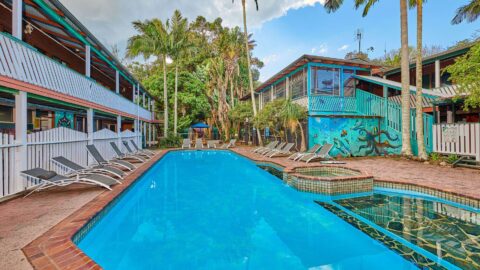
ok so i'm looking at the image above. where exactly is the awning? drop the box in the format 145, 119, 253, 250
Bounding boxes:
191, 123, 210, 129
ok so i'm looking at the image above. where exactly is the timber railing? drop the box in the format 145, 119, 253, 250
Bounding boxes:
0, 32, 152, 120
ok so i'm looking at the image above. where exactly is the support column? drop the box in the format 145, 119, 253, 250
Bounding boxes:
143, 92, 146, 108
149, 123, 153, 147
132, 84, 136, 102
143, 121, 147, 148
435, 60, 441, 88
286, 77, 290, 99
12, 0, 23, 40
87, 108, 94, 145
14, 91, 27, 193
85, 45, 91, 77
117, 115, 122, 147
115, 70, 120, 94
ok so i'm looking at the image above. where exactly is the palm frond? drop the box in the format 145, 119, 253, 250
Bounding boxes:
452, 0, 480, 24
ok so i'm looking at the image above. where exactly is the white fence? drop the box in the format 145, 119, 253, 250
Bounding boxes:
0, 127, 141, 198
0, 32, 152, 121
433, 123, 480, 160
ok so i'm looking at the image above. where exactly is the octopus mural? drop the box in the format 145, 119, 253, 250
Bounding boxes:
309, 117, 401, 157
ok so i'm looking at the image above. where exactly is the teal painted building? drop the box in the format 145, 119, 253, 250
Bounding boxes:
253, 55, 443, 157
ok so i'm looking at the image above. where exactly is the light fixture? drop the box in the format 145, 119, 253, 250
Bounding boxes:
24, 23, 33, 35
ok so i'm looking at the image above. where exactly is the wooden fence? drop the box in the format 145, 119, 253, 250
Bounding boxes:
433, 123, 480, 160
0, 127, 142, 198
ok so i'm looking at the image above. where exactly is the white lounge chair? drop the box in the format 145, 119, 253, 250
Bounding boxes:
110, 142, 146, 163
207, 140, 220, 148
299, 144, 333, 163
21, 168, 119, 197
268, 143, 295, 158
122, 141, 151, 159
195, 139, 204, 149
261, 142, 286, 155
222, 139, 236, 149
289, 144, 321, 161
51, 156, 125, 179
129, 140, 155, 157
87, 145, 136, 171
181, 139, 191, 149
253, 141, 277, 153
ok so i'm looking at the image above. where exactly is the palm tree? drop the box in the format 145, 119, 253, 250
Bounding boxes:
281, 99, 307, 151
127, 19, 171, 137
410, 0, 427, 160
452, 0, 480, 24
233, 0, 263, 145
324, 0, 412, 156
170, 10, 190, 135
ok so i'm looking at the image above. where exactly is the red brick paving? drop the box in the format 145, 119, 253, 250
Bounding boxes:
1, 147, 479, 270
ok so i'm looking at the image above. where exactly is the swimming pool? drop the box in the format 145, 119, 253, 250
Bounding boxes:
76, 150, 472, 269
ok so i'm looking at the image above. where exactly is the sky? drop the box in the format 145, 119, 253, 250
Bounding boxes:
61, 0, 480, 82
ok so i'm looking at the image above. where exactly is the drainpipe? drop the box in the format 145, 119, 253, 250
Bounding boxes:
14, 91, 27, 193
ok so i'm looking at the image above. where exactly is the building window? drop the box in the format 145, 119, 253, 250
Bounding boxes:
0, 107, 13, 122
274, 81, 286, 99
312, 66, 340, 96
290, 69, 306, 100
263, 89, 271, 104
343, 69, 356, 97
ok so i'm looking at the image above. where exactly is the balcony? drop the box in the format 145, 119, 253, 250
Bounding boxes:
0, 32, 152, 121
309, 95, 357, 115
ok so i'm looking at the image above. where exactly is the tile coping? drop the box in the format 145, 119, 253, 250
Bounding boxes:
21, 148, 479, 269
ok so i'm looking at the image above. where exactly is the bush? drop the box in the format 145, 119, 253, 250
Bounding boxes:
429, 152, 442, 162
158, 133, 182, 148
445, 154, 459, 164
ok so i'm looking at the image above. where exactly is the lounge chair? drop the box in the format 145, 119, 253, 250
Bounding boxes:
51, 156, 125, 179
207, 140, 220, 148
123, 141, 151, 159
110, 142, 146, 163
86, 145, 136, 171
261, 142, 286, 155
21, 168, 119, 197
288, 144, 321, 161
129, 140, 155, 157
181, 139, 191, 149
253, 141, 277, 153
299, 143, 333, 163
268, 143, 295, 158
222, 139, 236, 149
195, 139, 204, 149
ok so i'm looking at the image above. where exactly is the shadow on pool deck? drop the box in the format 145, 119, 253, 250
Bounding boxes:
0, 147, 479, 269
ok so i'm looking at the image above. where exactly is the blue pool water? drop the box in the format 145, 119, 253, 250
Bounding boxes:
78, 150, 418, 269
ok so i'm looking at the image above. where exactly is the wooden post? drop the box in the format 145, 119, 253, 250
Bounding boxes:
435, 60, 441, 88
132, 84, 136, 102
87, 108, 94, 145
476, 123, 480, 161
85, 45, 91, 77
143, 92, 146, 108
115, 70, 120, 94
12, 0, 22, 40
14, 91, 27, 193
286, 77, 290, 99
149, 123, 153, 147
143, 121, 147, 148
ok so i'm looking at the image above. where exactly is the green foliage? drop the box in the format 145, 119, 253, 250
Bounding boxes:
158, 132, 182, 148
429, 152, 442, 162
228, 101, 253, 126
445, 43, 480, 109
253, 98, 307, 136
445, 154, 459, 164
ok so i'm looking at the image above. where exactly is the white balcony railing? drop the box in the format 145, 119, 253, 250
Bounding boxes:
0, 32, 152, 121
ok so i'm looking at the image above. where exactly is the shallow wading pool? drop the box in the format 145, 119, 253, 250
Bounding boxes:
75, 150, 477, 269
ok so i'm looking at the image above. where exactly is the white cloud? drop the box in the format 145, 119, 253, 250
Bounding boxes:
311, 43, 328, 55
61, 0, 326, 54
338, 44, 349, 51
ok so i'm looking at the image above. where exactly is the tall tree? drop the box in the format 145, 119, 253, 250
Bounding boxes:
233, 0, 263, 145
411, 0, 427, 159
170, 10, 190, 135
452, 0, 480, 24
324, 0, 413, 156
127, 19, 171, 137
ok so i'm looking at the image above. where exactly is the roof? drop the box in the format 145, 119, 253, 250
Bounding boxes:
353, 75, 448, 98
1, 0, 152, 98
383, 42, 476, 76
254, 55, 381, 94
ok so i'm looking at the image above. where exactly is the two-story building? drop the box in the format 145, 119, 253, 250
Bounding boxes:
0, 0, 159, 198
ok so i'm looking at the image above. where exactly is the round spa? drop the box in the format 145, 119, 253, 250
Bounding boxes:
285, 166, 374, 195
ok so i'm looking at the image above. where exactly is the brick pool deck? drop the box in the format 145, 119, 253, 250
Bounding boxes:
0, 147, 479, 269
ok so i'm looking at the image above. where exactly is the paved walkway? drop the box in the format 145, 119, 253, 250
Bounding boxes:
1, 147, 480, 269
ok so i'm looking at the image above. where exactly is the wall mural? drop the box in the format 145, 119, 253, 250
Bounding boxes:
54, 111, 74, 129
308, 117, 401, 157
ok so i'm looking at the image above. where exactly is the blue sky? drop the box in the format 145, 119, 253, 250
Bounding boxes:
62, 0, 479, 82
252, 1, 479, 81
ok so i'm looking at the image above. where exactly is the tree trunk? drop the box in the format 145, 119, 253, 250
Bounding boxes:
174, 65, 178, 135
415, 0, 427, 160
230, 80, 235, 108
297, 120, 306, 152
241, 0, 263, 146
400, 0, 412, 156
163, 55, 168, 137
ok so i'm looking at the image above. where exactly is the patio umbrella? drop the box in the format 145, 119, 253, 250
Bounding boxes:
191, 122, 210, 129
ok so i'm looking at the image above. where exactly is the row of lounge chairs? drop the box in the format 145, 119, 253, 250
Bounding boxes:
182, 139, 236, 149
253, 141, 333, 163
21, 140, 155, 197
